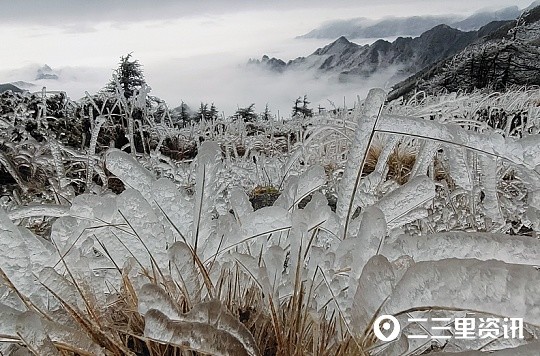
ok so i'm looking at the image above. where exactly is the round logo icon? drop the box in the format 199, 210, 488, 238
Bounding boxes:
373, 315, 401, 341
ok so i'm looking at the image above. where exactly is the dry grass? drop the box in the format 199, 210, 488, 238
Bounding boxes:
43, 261, 367, 356
363, 142, 417, 184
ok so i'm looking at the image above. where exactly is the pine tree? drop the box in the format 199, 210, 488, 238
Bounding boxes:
235, 104, 257, 122
292, 95, 313, 118
194, 103, 208, 122
261, 104, 272, 120
301, 95, 313, 117
106, 53, 146, 99
292, 97, 302, 117
208, 103, 218, 121
179, 102, 190, 121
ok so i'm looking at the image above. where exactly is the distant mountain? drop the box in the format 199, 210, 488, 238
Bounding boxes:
10, 81, 36, 89
298, 5, 522, 39
249, 21, 509, 83
0, 83, 24, 94
388, 5, 540, 100
35, 64, 59, 80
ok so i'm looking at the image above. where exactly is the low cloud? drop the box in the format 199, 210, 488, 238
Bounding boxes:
1, 49, 406, 117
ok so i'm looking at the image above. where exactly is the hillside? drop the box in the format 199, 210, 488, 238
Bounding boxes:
249, 21, 508, 82
388, 5, 540, 100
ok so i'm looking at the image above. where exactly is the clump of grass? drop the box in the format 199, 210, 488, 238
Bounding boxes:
363, 141, 417, 184
249, 185, 281, 210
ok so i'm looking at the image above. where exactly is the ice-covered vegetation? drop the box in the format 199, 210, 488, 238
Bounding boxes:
0, 83, 540, 355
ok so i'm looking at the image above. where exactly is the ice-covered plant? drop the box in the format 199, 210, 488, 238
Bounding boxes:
0, 88, 539, 356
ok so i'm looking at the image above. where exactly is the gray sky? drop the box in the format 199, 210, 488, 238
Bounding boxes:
0, 0, 533, 114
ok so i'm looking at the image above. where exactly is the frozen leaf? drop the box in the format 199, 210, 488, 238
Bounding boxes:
16, 311, 60, 355
375, 175, 435, 229
105, 148, 155, 200
138, 283, 182, 319
382, 232, 540, 266
274, 165, 326, 211
39, 267, 84, 310
193, 142, 222, 254
445, 146, 473, 190
381, 259, 540, 326
144, 299, 260, 356
116, 188, 168, 268
478, 154, 503, 223
337, 88, 386, 221
351, 255, 395, 334
151, 178, 193, 242
168, 242, 201, 302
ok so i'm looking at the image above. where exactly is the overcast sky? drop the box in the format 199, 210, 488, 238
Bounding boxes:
0, 0, 533, 114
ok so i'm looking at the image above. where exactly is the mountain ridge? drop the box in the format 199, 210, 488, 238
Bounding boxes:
388, 5, 540, 100
298, 5, 523, 40
249, 21, 505, 83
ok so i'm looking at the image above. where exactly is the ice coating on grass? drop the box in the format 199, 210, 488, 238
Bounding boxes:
378, 114, 540, 173
193, 142, 222, 252
229, 187, 253, 224
445, 146, 473, 190
16, 311, 60, 355
335, 206, 386, 281
351, 255, 395, 334
39, 267, 84, 310
138, 283, 182, 319
372, 135, 399, 179
382, 231, 540, 265
378, 115, 506, 161
511, 135, 540, 169
6, 204, 70, 220
375, 175, 435, 229
274, 165, 326, 211
168, 242, 201, 301
116, 188, 169, 268
381, 259, 540, 326
478, 154, 503, 223
144, 299, 260, 356
105, 148, 156, 200
0, 209, 37, 301
302, 192, 341, 245
224, 206, 291, 254
0, 303, 105, 355
409, 140, 439, 178
151, 178, 193, 242
0, 302, 20, 337
336, 88, 386, 221
70, 194, 117, 222
43, 319, 106, 355
262, 245, 288, 298
145, 309, 252, 356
